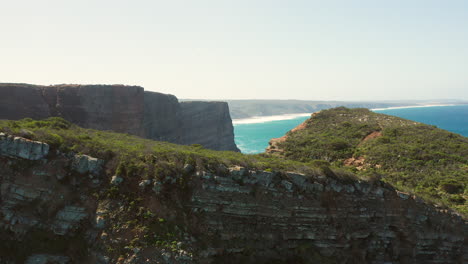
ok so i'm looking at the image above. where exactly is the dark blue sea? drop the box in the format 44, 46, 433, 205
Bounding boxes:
233, 105, 468, 154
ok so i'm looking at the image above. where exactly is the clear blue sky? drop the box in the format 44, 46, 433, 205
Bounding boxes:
1, 0, 467, 100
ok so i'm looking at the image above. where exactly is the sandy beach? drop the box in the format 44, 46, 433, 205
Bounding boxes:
232, 113, 312, 125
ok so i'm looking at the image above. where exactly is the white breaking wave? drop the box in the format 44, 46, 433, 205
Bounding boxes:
233, 113, 312, 125
371, 104, 456, 111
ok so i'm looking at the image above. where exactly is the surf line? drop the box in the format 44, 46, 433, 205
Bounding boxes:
233, 113, 312, 125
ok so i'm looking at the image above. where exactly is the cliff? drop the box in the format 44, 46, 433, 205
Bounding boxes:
143, 91, 181, 143
0, 83, 239, 152
179, 101, 239, 151
0, 119, 466, 264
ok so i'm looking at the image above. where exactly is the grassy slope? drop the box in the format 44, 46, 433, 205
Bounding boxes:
275, 107, 468, 214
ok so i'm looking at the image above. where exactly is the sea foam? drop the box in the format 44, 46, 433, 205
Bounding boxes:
233, 113, 311, 125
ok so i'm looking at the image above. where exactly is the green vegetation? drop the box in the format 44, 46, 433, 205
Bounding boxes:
275, 107, 468, 214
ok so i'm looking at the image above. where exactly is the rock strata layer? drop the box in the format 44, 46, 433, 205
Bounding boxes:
0, 83, 239, 151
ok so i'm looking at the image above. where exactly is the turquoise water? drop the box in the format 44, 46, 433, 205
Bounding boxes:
234, 105, 468, 154
375, 105, 468, 137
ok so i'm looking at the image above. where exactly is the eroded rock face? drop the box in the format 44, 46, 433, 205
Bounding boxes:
0, 83, 239, 151
188, 168, 466, 264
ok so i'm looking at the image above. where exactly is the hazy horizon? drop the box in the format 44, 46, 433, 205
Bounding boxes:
2, 0, 468, 101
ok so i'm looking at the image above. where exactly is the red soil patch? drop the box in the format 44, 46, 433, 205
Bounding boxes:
362, 131, 382, 142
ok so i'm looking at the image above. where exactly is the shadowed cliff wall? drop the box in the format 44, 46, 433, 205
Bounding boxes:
143, 91, 181, 143
180, 101, 239, 151
0, 83, 239, 151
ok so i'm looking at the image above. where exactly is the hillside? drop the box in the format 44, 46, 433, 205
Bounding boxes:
267, 107, 468, 215
0, 117, 466, 263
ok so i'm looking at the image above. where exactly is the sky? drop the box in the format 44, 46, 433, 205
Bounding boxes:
1, 0, 468, 101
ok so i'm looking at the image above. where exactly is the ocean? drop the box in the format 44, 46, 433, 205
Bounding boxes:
233, 104, 468, 154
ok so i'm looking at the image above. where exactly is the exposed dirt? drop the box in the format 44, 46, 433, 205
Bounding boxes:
266, 119, 309, 154
359, 131, 382, 145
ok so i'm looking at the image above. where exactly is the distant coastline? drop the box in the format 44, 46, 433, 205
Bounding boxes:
233, 104, 467, 125
371, 104, 458, 111
226, 99, 468, 119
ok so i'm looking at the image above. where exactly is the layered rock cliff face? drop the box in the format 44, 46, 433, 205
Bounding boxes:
0, 134, 465, 264
41, 85, 145, 136
143, 91, 181, 143
179, 102, 239, 151
0, 83, 238, 151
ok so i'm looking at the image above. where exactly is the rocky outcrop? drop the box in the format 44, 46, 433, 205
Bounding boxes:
0, 138, 465, 263
0, 133, 49, 160
71, 154, 104, 175
0, 83, 239, 151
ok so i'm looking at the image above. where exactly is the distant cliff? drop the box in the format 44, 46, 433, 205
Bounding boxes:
179, 101, 239, 151
0, 83, 239, 151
